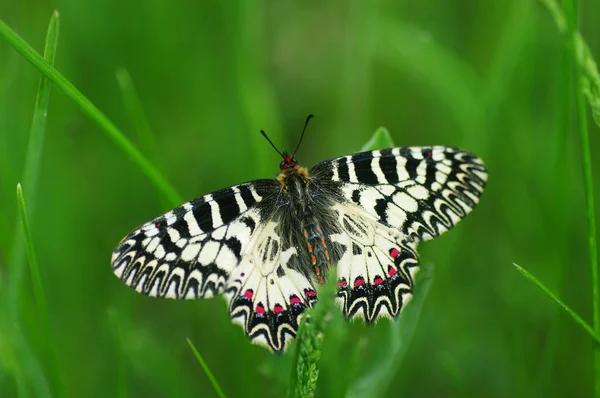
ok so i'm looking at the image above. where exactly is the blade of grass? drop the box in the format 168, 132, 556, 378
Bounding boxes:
115, 67, 170, 210
360, 127, 395, 151
116, 67, 158, 163
563, 1, 600, 396
8, 10, 59, 319
513, 263, 600, 344
186, 338, 227, 398
0, 18, 181, 207
538, 0, 600, 127
17, 184, 62, 395
540, 2, 600, 394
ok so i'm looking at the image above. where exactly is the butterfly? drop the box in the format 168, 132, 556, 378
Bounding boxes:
111, 115, 487, 353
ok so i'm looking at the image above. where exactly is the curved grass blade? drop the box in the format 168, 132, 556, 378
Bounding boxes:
513, 263, 600, 344
17, 184, 62, 394
116, 67, 158, 162
186, 338, 227, 398
0, 18, 181, 207
360, 127, 395, 151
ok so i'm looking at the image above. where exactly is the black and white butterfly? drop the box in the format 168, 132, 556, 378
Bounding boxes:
111, 116, 487, 353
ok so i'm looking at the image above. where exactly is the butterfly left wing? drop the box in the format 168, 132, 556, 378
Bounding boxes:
311, 146, 487, 321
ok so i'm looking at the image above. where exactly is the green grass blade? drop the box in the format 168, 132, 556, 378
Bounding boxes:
22, 10, 58, 205
360, 127, 395, 151
513, 263, 600, 344
186, 338, 227, 398
17, 184, 62, 394
7, 9, 59, 319
564, 0, 600, 395
0, 18, 182, 207
16, 184, 47, 362
346, 265, 433, 398
116, 67, 158, 162
539, 0, 600, 127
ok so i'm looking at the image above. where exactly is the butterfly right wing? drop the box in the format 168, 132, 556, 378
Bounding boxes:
311, 146, 487, 321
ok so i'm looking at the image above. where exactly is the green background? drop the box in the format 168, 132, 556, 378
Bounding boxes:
1, 1, 600, 397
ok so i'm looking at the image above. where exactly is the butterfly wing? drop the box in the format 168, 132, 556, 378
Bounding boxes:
111, 179, 316, 352
311, 146, 487, 320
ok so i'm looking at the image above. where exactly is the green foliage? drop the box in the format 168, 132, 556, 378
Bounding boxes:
2, 1, 600, 397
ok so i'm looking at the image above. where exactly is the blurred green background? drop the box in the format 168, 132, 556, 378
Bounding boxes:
2, 0, 600, 397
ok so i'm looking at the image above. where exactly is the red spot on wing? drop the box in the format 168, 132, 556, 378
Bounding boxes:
374, 277, 384, 285
388, 266, 397, 277
255, 304, 265, 314
274, 304, 284, 314
337, 279, 347, 288
354, 278, 365, 288
426, 151, 432, 157
243, 290, 253, 299
305, 289, 316, 298
390, 248, 400, 258
290, 296, 302, 305
155, 222, 161, 228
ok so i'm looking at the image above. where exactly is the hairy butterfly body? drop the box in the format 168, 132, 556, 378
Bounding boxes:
111, 126, 487, 353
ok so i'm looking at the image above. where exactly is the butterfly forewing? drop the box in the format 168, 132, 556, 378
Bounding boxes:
112, 144, 487, 352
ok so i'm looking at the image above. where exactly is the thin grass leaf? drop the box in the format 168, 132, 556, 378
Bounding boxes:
0, 18, 181, 207
116, 67, 158, 162
17, 184, 62, 395
540, 2, 600, 394
513, 263, 600, 344
186, 338, 227, 398
346, 265, 433, 398
539, 0, 600, 127
563, 1, 600, 396
8, 10, 60, 317
16, 184, 47, 355
360, 127, 395, 151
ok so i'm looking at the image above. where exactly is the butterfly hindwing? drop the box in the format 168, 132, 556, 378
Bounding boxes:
224, 220, 318, 352
329, 204, 419, 321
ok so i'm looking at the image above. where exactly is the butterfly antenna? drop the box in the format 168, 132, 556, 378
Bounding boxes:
292, 114, 313, 158
261, 130, 285, 158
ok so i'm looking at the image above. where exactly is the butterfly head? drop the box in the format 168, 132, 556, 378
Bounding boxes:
279, 153, 299, 172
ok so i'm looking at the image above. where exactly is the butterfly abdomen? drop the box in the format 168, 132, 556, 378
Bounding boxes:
302, 219, 331, 283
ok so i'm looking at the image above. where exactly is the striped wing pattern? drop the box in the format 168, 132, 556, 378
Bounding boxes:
112, 145, 487, 352
312, 146, 487, 321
